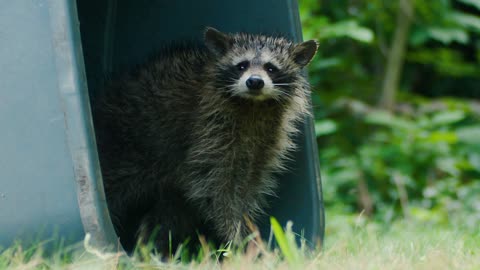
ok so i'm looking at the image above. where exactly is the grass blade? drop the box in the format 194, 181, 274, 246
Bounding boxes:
270, 217, 297, 265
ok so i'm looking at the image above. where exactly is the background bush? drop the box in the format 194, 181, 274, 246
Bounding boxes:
300, 0, 480, 230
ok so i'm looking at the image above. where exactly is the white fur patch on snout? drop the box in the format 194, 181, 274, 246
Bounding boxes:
233, 69, 276, 101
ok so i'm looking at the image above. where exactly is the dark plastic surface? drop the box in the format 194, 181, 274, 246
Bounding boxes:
77, 0, 324, 246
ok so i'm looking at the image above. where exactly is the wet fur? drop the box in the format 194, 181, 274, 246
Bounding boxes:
93, 28, 316, 253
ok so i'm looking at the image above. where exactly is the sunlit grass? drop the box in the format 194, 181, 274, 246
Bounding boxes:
1, 213, 479, 270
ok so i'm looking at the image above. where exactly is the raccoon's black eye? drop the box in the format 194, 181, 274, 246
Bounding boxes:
264, 63, 279, 73
236, 61, 250, 71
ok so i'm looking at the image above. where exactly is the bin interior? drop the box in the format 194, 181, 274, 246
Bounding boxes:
77, 0, 323, 251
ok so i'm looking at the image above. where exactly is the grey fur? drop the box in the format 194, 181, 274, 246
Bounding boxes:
93, 27, 317, 253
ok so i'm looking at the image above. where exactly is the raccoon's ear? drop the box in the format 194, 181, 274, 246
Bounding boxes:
204, 27, 231, 56
292, 40, 318, 67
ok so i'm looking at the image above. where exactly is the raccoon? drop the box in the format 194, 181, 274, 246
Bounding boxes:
93, 27, 318, 253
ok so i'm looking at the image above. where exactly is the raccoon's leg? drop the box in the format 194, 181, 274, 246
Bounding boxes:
209, 194, 260, 243
136, 187, 204, 255
187, 187, 260, 245
103, 172, 154, 252
181, 156, 266, 244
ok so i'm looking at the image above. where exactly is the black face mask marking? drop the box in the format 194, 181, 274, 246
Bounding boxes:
236, 61, 250, 71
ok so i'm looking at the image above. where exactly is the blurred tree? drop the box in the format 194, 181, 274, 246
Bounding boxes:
379, 0, 414, 110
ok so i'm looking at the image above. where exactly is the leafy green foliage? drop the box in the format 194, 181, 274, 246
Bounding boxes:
300, 0, 480, 226
317, 97, 480, 227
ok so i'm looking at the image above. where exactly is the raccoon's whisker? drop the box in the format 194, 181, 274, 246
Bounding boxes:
273, 74, 292, 80
272, 90, 291, 102
216, 79, 237, 84
272, 83, 291, 86
276, 89, 294, 98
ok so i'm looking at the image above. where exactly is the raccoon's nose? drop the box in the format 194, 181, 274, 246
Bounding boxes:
246, 76, 265, 91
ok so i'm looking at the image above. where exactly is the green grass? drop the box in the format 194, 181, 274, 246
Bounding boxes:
1, 213, 479, 270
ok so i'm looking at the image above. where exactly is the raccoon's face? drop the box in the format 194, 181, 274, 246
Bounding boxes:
205, 27, 318, 101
